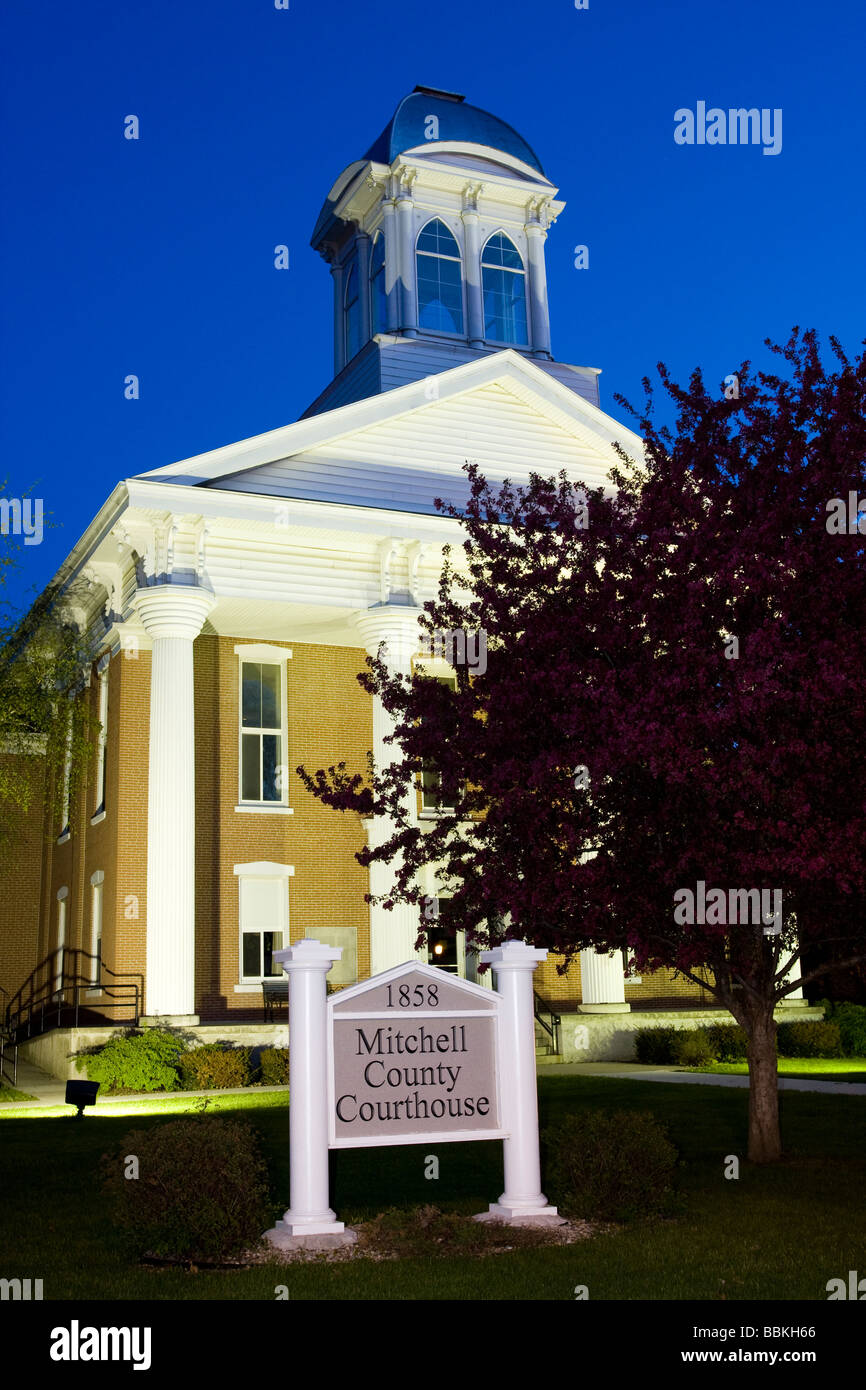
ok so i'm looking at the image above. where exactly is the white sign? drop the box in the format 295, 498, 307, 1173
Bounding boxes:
329, 964, 505, 1148
263, 939, 559, 1247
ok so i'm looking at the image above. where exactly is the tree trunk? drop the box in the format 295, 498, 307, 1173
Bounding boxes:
745, 1009, 781, 1163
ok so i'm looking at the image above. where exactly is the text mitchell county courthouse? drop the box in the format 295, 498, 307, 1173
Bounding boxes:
1, 87, 809, 1076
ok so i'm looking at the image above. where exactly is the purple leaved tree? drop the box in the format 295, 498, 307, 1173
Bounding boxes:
298, 330, 866, 1163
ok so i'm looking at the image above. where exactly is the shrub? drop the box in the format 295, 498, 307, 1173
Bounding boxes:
634, 1026, 681, 1064
77, 1029, 186, 1093
101, 1113, 271, 1261
776, 1020, 843, 1058
543, 1109, 678, 1221
177, 1044, 252, 1091
674, 1029, 714, 1066
705, 1023, 749, 1061
817, 1001, 866, 1057
258, 1047, 291, 1086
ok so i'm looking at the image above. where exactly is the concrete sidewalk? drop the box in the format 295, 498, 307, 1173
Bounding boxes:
543, 1061, 866, 1095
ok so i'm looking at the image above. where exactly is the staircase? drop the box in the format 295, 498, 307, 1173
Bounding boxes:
534, 992, 562, 1065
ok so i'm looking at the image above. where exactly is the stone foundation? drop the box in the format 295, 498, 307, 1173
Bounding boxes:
18, 1022, 290, 1080
547, 1004, 824, 1063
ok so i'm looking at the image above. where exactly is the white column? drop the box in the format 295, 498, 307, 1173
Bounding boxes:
381, 198, 400, 331
264, 939, 355, 1245
135, 583, 215, 1021
578, 947, 630, 1013
396, 190, 418, 336
477, 940, 561, 1224
524, 220, 552, 359
330, 256, 345, 375
353, 606, 423, 974
462, 207, 484, 346
356, 229, 372, 345
777, 944, 808, 1006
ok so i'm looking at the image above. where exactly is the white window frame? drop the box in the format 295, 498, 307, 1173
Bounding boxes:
88, 870, 104, 990
91, 658, 109, 823
54, 888, 68, 996
58, 702, 73, 842
426, 896, 466, 976
480, 229, 529, 349
235, 644, 293, 814
234, 861, 294, 984
415, 217, 466, 339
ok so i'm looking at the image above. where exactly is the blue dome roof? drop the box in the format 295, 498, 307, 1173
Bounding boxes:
364, 87, 546, 176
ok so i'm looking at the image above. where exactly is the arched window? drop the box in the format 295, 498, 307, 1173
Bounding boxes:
416, 219, 464, 334
370, 232, 387, 335
343, 256, 362, 362
481, 232, 528, 346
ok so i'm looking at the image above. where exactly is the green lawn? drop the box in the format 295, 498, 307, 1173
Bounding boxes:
0, 1076, 863, 1300
692, 1058, 866, 1083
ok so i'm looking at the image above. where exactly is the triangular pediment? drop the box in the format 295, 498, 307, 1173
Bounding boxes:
136, 353, 644, 519
330, 960, 498, 1013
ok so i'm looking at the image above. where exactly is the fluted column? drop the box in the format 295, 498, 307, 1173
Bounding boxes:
330, 258, 346, 376
524, 220, 552, 359
381, 199, 400, 332
135, 583, 215, 1020
396, 188, 418, 337
462, 206, 484, 346
353, 605, 423, 973
356, 229, 372, 345
578, 947, 630, 1013
777, 944, 808, 1007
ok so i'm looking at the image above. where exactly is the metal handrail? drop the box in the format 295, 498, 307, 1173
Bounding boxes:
533, 989, 561, 1052
5, 948, 143, 1043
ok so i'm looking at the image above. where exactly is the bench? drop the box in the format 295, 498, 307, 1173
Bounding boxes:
262, 978, 288, 1023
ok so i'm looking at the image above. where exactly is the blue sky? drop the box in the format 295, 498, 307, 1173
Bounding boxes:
1, 0, 864, 612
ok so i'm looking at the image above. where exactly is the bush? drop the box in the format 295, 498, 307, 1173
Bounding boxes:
101, 1113, 271, 1261
77, 1029, 186, 1093
177, 1044, 252, 1091
634, 1026, 681, 1064
705, 1023, 749, 1061
776, 1020, 843, 1058
674, 1030, 714, 1066
258, 1047, 291, 1086
543, 1109, 678, 1221
817, 1001, 866, 1056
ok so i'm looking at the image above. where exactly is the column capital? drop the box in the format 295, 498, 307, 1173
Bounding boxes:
134, 584, 215, 641
481, 940, 548, 970
353, 604, 424, 670
273, 939, 342, 973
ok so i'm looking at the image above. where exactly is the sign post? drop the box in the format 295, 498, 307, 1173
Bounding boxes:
263, 939, 356, 1249
264, 938, 561, 1251
475, 940, 560, 1223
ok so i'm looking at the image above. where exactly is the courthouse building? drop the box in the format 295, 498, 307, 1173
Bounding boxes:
2, 86, 756, 1071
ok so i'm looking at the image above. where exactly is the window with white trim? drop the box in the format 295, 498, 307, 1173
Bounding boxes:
481, 231, 528, 345
89, 870, 104, 986
416, 219, 464, 335
236, 646, 291, 808
419, 675, 459, 813
93, 667, 109, 816
55, 888, 68, 995
234, 862, 293, 982
59, 703, 73, 839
